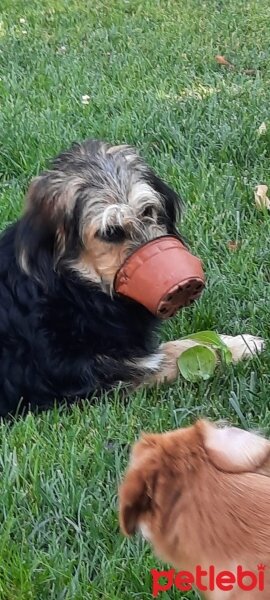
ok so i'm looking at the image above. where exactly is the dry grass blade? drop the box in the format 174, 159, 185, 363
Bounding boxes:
254, 185, 270, 211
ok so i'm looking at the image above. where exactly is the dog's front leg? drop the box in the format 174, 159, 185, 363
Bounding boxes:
147, 334, 265, 386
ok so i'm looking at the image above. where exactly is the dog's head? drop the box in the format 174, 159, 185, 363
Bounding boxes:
16, 140, 182, 291
119, 421, 270, 564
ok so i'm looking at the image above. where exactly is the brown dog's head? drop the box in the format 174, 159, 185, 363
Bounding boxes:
16, 140, 182, 291
119, 421, 270, 565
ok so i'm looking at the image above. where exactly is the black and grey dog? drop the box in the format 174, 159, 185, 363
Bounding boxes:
0, 140, 262, 416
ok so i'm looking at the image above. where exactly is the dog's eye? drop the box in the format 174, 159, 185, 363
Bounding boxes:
141, 206, 154, 219
97, 226, 126, 243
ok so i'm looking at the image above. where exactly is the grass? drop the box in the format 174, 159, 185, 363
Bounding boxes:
0, 0, 270, 597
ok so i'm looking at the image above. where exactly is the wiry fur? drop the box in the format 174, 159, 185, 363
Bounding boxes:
119, 421, 270, 599
17, 140, 180, 291
0, 139, 264, 417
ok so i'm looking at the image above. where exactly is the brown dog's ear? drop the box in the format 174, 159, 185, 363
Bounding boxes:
200, 420, 270, 474
119, 436, 159, 536
119, 469, 152, 535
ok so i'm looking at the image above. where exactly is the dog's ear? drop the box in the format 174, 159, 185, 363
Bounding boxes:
119, 435, 158, 536
200, 420, 270, 474
147, 171, 183, 235
16, 172, 76, 283
119, 469, 151, 535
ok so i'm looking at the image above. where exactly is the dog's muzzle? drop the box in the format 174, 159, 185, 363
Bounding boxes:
114, 236, 205, 319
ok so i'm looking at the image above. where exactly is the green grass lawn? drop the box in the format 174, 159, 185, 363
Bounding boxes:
0, 0, 270, 597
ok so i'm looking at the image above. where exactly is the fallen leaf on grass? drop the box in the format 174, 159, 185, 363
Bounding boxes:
215, 55, 257, 76
81, 94, 90, 105
254, 184, 270, 211
258, 122, 267, 136
215, 55, 234, 67
227, 240, 241, 251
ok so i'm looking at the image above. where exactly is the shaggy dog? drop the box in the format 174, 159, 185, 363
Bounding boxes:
119, 420, 270, 599
0, 139, 263, 416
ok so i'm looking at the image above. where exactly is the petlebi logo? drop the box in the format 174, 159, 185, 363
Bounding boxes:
151, 564, 266, 596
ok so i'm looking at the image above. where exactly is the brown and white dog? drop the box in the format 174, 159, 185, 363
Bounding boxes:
119, 420, 270, 599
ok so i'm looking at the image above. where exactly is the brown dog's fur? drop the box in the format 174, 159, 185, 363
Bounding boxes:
119, 420, 270, 598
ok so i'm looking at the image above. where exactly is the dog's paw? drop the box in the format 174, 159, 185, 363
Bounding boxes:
219, 334, 265, 363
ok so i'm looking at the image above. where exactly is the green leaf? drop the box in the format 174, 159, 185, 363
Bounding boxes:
177, 345, 217, 382
181, 331, 233, 365
183, 330, 224, 346
219, 344, 233, 365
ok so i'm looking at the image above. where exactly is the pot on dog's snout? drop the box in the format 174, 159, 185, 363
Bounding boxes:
114, 236, 205, 319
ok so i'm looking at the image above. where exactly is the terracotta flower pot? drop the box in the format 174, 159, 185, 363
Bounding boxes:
114, 236, 205, 319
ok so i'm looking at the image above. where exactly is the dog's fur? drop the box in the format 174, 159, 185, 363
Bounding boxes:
0, 139, 263, 416
119, 420, 270, 599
